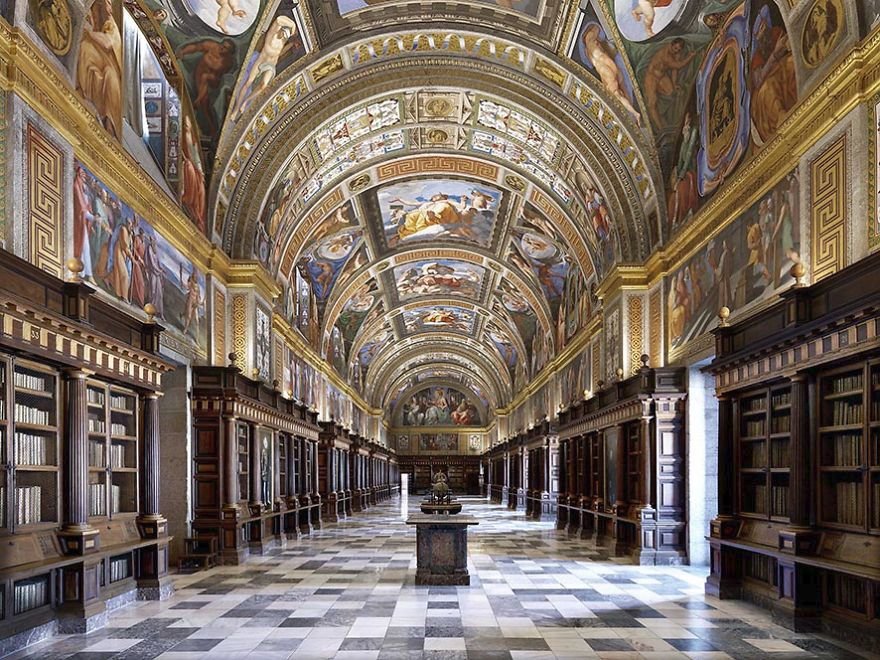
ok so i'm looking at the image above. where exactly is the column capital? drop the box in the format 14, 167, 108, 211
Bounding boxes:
144, 391, 164, 401
64, 368, 94, 380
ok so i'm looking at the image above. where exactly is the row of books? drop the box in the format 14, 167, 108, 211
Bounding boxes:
771, 485, 789, 518
88, 418, 106, 434
831, 480, 864, 526
13, 372, 47, 392
828, 574, 867, 614
90, 442, 131, 468
771, 392, 791, 408
0, 486, 4, 527
87, 389, 105, 405
743, 420, 765, 438
13, 433, 51, 466
825, 433, 862, 467
748, 485, 768, 514
770, 440, 790, 467
829, 374, 863, 394
770, 415, 791, 434
828, 401, 862, 426
15, 485, 43, 525
13, 578, 48, 615
110, 395, 132, 411
871, 400, 880, 421
745, 553, 774, 583
109, 557, 130, 583
111, 423, 130, 437
742, 398, 766, 414
88, 483, 122, 517
13, 404, 51, 426
742, 444, 767, 469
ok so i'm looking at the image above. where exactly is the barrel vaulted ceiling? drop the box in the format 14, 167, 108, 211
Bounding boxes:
130, 0, 863, 420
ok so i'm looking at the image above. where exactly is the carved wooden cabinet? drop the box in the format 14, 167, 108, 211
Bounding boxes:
556, 366, 687, 566
190, 366, 320, 565
707, 252, 880, 647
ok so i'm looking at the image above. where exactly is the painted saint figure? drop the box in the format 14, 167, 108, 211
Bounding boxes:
73, 166, 95, 280
749, 7, 797, 143
180, 115, 206, 231
77, 0, 122, 138
177, 38, 236, 136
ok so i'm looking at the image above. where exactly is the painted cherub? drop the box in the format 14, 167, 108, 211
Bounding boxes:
215, 0, 247, 34
631, 0, 673, 38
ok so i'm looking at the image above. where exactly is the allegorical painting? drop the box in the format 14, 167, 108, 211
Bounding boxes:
418, 433, 459, 452
570, 4, 642, 124
668, 168, 800, 350
77, 0, 123, 139
494, 278, 540, 376
379, 178, 501, 249
294, 202, 363, 305
142, 0, 264, 141
802, 0, 844, 69
398, 386, 483, 427
614, 0, 692, 41
255, 305, 271, 380
355, 323, 392, 386
228, 0, 307, 120
748, 0, 797, 147
696, 5, 751, 197
401, 305, 477, 335
27, 0, 73, 59
335, 0, 542, 19
393, 260, 485, 302
72, 161, 208, 353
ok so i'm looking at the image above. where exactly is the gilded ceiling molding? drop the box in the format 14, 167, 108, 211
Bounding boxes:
364, 337, 513, 404
211, 27, 656, 219
217, 58, 657, 261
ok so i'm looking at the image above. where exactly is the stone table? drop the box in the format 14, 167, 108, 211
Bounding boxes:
406, 514, 479, 585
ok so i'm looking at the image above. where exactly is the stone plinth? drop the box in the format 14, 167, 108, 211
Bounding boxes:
406, 514, 478, 585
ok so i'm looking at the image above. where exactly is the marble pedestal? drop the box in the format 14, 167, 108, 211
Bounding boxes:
406, 514, 478, 585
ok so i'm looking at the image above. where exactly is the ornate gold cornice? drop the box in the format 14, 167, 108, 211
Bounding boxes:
225, 261, 281, 301
0, 24, 221, 279
595, 263, 650, 303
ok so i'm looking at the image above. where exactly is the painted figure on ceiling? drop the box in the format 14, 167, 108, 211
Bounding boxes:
630, 0, 674, 38
581, 23, 641, 124
77, 0, 123, 138
643, 38, 697, 128
73, 165, 95, 281
667, 111, 700, 227
230, 14, 300, 118
749, 5, 796, 144
176, 37, 237, 136
391, 190, 492, 243
180, 114, 207, 231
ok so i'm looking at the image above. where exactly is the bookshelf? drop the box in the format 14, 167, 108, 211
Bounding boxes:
86, 382, 139, 520
190, 366, 321, 565
6, 360, 61, 532
735, 385, 791, 522
556, 365, 686, 565
0, 252, 173, 654
707, 252, 880, 647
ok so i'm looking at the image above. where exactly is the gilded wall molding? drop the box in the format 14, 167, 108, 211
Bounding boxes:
810, 134, 849, 280
25, 123, 63, 278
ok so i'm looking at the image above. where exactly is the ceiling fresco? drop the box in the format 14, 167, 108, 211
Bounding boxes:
126, 0, 863, 423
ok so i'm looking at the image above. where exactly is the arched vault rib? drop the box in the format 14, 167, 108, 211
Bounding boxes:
364, 338, 512, 406
320, 247, 556, 357
213, 28, 660, 239
221, 62, 660, 266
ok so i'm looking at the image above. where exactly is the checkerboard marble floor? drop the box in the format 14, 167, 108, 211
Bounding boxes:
9, 496, 877, 660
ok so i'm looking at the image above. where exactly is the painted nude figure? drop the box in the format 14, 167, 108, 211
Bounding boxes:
631, 0, 673, 38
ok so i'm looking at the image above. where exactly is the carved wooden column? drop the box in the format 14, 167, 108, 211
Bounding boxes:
706, 393, 738, 598
250, 424, 262, 509
557, 438, 568, 529
223, 415, 240, 510
58, 369, 99, 554
137, 392, 167, 539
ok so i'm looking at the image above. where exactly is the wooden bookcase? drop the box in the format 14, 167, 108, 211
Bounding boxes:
0, 252, 173, 653
190, 366, 321, 565
707, 252, 880, 647
556, 364, 687, 565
